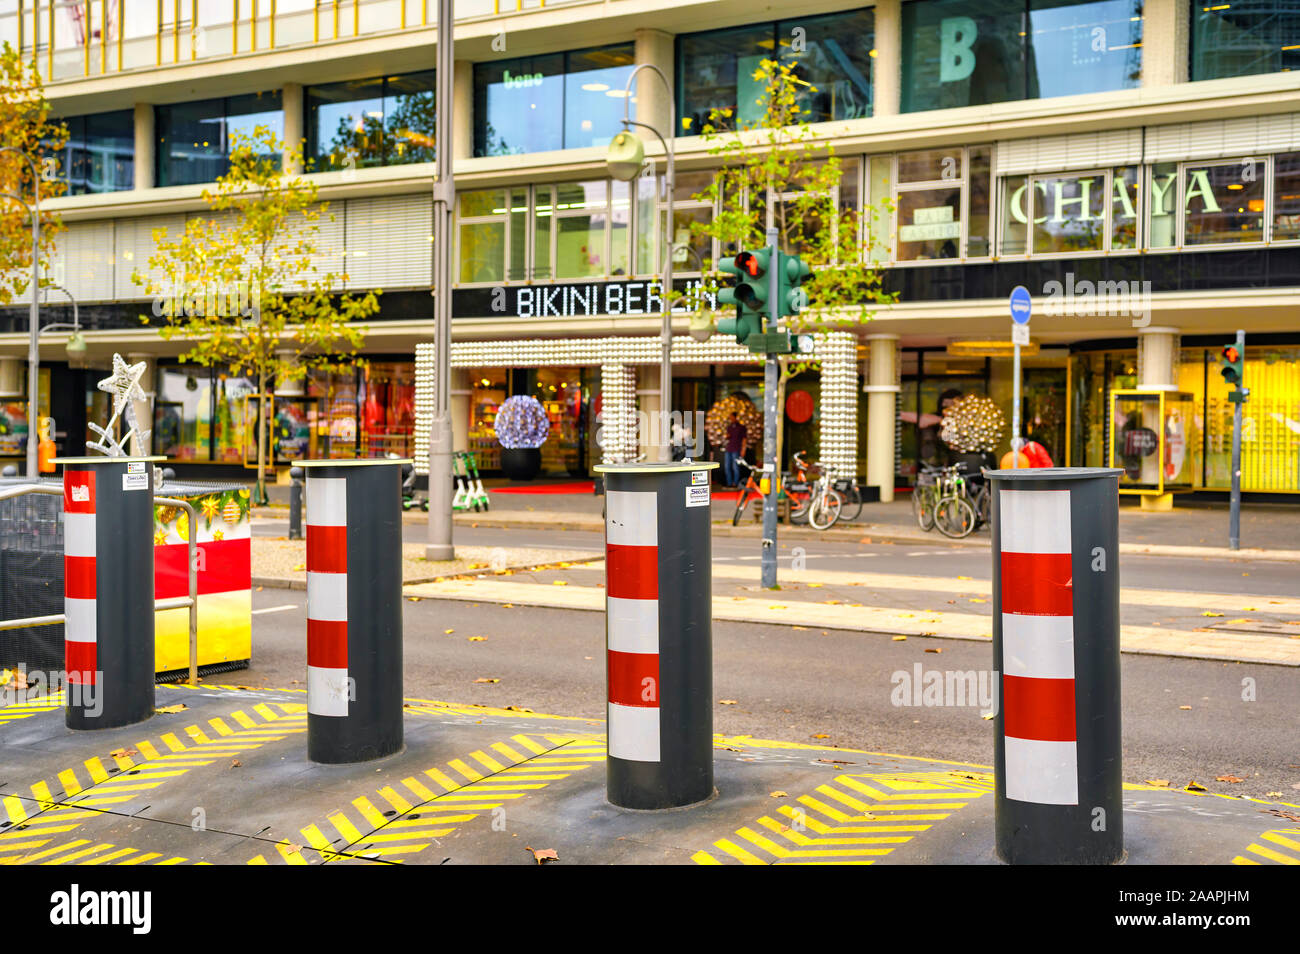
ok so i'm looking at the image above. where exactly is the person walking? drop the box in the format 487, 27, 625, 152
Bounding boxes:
724, 412, 748, 488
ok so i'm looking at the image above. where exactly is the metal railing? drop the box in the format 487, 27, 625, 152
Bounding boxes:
0, 483, 200, 687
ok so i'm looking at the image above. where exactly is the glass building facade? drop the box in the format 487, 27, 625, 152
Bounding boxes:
1191, 0, 1300, 81
676, 8, 875, 135
49, 111, 134, 195
473, 44, 636, 156
156, 91, 283, 187
901, 0, 1143, 112
307, 70, 438, 172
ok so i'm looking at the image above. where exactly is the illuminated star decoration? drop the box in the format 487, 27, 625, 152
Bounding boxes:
87, 353, 151, 457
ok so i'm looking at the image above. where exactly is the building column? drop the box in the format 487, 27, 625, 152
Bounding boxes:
636, 363, 664, 461
453, 60, 473, 160
133, 103, 154, 190
817, 332, 859, 482
872, 0, 901, 117
600, 363, 638, 464
1139, 327, 1181, 390
635, 28, 675, 136
450, 368, 470, 454
864, 334, 899, 502
1142, 0, 1189, 87
282, 82, 305, 174
126, 353, 156, 457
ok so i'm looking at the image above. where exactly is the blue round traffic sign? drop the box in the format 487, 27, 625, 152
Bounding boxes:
1009, 285, 1032, 324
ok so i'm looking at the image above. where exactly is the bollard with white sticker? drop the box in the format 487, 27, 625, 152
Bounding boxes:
297, 459, 408, 764
55, 456, 165, 730
988, 466, 1124, 864
592, 460, 718, 810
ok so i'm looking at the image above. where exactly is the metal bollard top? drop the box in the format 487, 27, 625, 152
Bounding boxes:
50, 455, 167, 465
293, 458, 414, 468
985, 466, 1122, 482
594, 461, 719, 474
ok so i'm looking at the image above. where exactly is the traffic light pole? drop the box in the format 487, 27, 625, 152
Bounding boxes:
1229, 328, 1244, 551
761, 227, 779, 589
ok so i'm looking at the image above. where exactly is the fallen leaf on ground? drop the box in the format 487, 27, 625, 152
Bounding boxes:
552, 580, 568, 586
504, 705, 533, 713
957, 575, 972, 580
811, 733, 829, 739
818, 758, 854, 765
1185, 781, 1207, 792
1145, 779, 1170, 787
1216, 774, 1244, 783
407, 597, 422, 602
474, 678, 500, 684
155, 704, 188, 714
892, 635, 907, 641
501, 603, 513, 608
1200, 611, 1224, 617
769, 791, 788, 798
792, 625, 809, 631
981, 712, 995, 720
719, 699, 738, 705
924, 647, 942, 654
444, 629, 454, 634
1179, 705, 1192, 710
230, 759, 242, 768
291, 563, 306, 572
807, 583, 823, 588
468, 636, 487, 642
1265, 791, 1284, 798
1262, 808, 1300, 822
109, 748, 138, 759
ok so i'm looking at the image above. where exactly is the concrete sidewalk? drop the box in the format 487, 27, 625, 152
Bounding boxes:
0, 684, 1294, 865
437, 495, 1300, 562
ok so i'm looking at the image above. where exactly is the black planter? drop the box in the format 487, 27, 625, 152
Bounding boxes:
501, 446, 542, 481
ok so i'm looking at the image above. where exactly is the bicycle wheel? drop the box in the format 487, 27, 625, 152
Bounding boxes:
912, 484, 936, 531
935, 495, 977, 539
788, 491, 810, 524
732, 491, 752, 526
839, 484, 863, 522
808, 489, 843, 530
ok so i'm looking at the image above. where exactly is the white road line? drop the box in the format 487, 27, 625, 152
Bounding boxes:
252, 604, 299, 616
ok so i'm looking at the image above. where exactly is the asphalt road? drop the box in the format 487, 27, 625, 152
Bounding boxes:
240, 587, 1299, 800
255, 515, 1300, 596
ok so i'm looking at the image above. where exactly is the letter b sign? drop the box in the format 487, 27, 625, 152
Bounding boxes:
940, 16, 978, 83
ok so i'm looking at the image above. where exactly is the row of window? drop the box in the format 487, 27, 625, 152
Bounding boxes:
42, 3, 1300, 194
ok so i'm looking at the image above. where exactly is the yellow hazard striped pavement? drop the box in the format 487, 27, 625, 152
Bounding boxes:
0, 837, 208, 866
0, 691, 66, 727
1232, 828, 1300, 865
692, 770, 993, 865
0, 702, 306, 866
247, 733, 607, 864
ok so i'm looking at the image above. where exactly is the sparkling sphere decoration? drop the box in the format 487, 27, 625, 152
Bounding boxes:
940, 394, 1005, 453
494, 395, 551, 449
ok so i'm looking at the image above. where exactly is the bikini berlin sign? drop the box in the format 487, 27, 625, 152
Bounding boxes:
452, 278, 718, 320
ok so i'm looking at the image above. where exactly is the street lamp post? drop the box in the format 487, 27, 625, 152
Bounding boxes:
0, 147, 41, 478
606, 64, 675, 462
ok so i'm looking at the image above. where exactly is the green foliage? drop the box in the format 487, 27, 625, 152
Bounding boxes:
0, 42, 67, 306
135, 125, 379, 497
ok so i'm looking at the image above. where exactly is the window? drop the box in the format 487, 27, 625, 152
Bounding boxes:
678, 9, 874, 135
307, 71, 437, 172
998, 167, 1140, 255
473, 45, 634, 157
881, 147, 992, 261
538, 180, 632, 280
1183, 160, 1266, 245
48, 111, 134, 195
901, 0, 1143, 113
1274, 153, 1300, 241
1192, 1, 1300, 81
156, 92, 283, 187
457, 188, 527, 284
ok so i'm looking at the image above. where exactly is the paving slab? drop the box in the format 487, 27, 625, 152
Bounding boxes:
2, 686, 1296, 866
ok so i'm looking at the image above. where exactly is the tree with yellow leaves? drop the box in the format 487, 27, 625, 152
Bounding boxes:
135, 125, 379, 504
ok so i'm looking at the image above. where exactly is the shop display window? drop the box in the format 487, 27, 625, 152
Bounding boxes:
360, 362, 416, 458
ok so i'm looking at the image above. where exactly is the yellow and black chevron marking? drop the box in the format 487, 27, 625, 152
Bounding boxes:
0, 691, 65, 727
0, 702, 306, 866
248, 733, 607, 865
0, 837, 206, 866
692, 770, 994, 866
1232, 828, 1300, 865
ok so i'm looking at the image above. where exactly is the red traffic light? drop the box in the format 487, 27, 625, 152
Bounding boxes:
735, 251, 761, 277
1222, 346, 1239, 363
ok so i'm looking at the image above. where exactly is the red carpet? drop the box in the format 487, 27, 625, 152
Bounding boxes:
493, 481, 595, 495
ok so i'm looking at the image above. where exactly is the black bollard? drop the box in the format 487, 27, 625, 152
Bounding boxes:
298, 459, 408, 763
593, 460, 718, 810
988, 466, 1124, 864
56, 456, 165, 730
288, 466, 304, 540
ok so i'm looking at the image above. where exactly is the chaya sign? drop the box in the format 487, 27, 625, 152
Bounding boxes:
1008, 169, 1231, 226
453, 279, 718, 320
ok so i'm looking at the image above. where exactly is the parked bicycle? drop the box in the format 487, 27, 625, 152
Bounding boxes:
932, 462, 990, 539
732, 455, 843, 530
